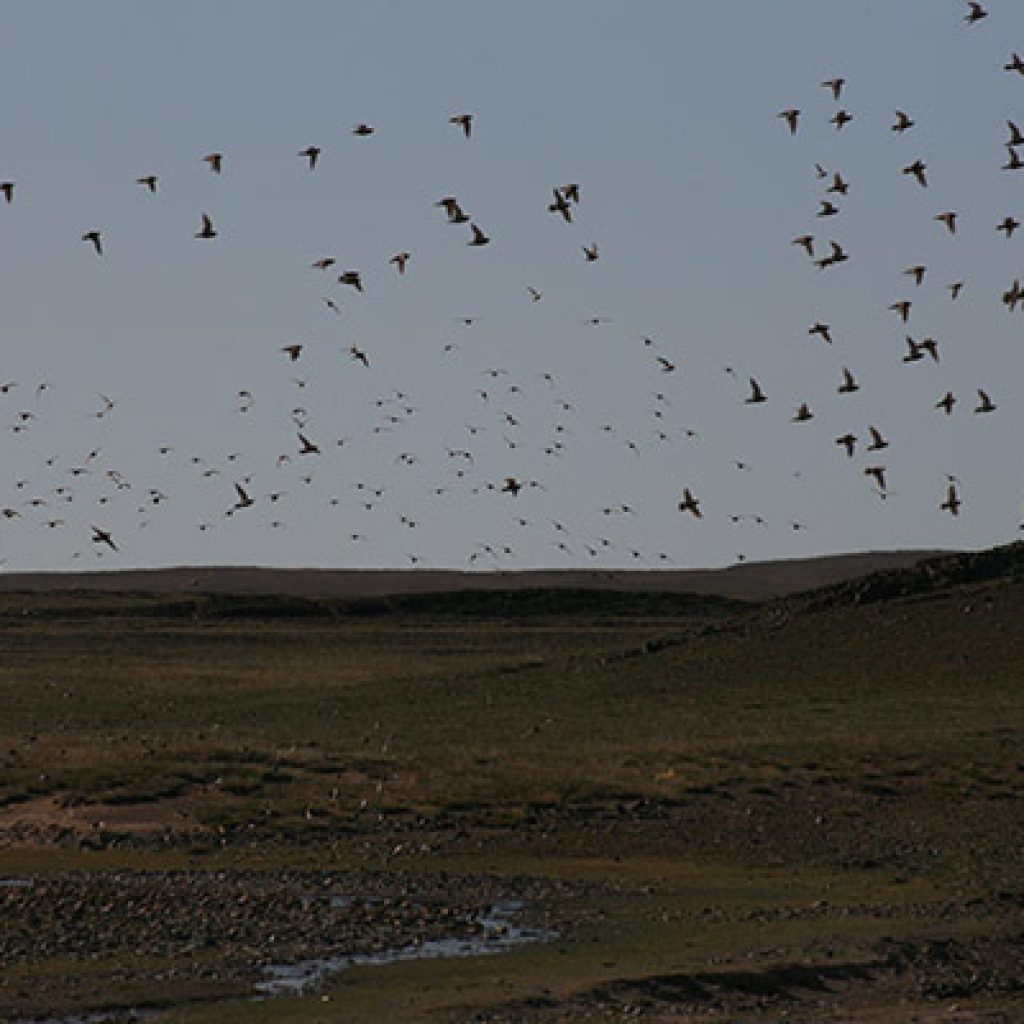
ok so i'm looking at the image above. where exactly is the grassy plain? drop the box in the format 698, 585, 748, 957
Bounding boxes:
1, 548, 1023, 1023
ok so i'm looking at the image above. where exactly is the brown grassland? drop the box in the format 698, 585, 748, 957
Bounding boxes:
1, 545, 1022, 1023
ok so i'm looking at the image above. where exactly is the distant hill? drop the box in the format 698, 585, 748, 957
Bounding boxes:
0, 549, 950, 602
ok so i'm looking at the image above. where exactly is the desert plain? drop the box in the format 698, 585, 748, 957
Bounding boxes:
1, 545, 1022, 1024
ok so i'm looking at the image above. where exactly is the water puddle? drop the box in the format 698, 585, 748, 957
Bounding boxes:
254, 899, 555, 997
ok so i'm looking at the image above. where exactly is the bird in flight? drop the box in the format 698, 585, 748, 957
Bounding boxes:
745, 378, 766, 404
830, 109, 852, 130
91, 525, 117, 551
82, 230, 103, 255
836, 433, 856, 458
822, 77, 845, 100
902, 160, 928, 187
389, 251, 410, 274
864, 466, 887, 491
809, 321, 832, 344
136, 175, 158, 193
936, 391, 956, 415
964, 2, 987, 25
582, 242, 599, 262
203, 152, 223, 174
889, 300, 912, 323
339, 270, 363, 291
232, 483, 254, 511
352, 123, 375, 136
904, 265, 927, 286
867, 426, 889, 451
974, 389, 996, 413
838, 367, 859, 394
792, 234, 814, 257
449, 113, 473, 138
941, 482, 961, 516
1006, 52, 1024, 75
548, 188, 573, 223
935, 211, 957, 234
468, 223, 490, 246
436, 196, 469, 224
892, 110, 915, 133
195, 212, 217, 239
792, 402, 813, 422
778, 108, 800, 135
677, 488, 701, 517
281, 344, 303, 362
299, 145, 321, 170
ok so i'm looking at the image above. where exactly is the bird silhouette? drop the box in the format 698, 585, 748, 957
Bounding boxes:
449, 113, 473, 138
677, 488, 701, 517
82, 231, 103, 255
745, 378, 767, 404
964, 2, 987, 25
778, 108, 800, 135
468, 223, 490, 246
195, 212, 217, 239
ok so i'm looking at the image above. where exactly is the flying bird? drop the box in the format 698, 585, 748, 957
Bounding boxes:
791, 234, 814, 257
352, 123, 375, 136
892, 110, 915, 133
468, 223, 490, 246
838, 367, 859, 394
903, 160, 928, 187
202, 152, 222, 174
136, 175, 157, 193
449, 113, 473, 138
1006, 52, 1024, 75
582, 242, 599, 261
195, 212, 216, 239
935, 211, 957, 234
867, 426, 889, 451
964, 2, 987, 25
808, 321, 832, 344
82, 230, 103, 255
864, 466, 888, 490
389, 251, 410, 274
778, 108, 800, 135
836, 433, 857, 458
338, 270, 363, 291
941, 482, 961, 516
997, 215, 1020, 237
548, 188, 573, 223
974, 388, 996, 413
889, 300, 912, 322
745, 378, 767, 404
822, 77, 845, 100
936, 391, 957, 415
91, 525, 117, 551
792, 402, 813, 422
830, 109, 853, 130
677, 488, 701, 517
435, 196, 469, 223
299, 145, 321, 169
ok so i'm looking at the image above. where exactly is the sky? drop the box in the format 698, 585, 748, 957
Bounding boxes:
0, 0, 1022, 571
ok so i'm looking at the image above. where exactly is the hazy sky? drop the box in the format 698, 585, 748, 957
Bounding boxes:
1, 1, 1022, 571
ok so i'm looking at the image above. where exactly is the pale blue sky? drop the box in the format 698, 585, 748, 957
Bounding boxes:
0, 1, 1021, 570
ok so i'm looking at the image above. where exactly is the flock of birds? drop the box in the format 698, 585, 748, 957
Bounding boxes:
0, 2, 1021, 570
